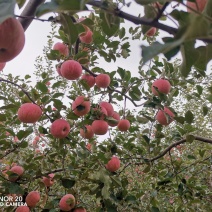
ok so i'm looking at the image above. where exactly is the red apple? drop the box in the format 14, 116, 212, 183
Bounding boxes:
73, 207, 87, 212
42, 173, 55, 187
53, 42, 69, 57
108, 111, 120, 127
80, 28, 93, 44
81, 74, 95, 88
0, 62, 6, 70
151, 79, 171, 96
105, 156, 120, 172
59, 194, 76, 211
99, 102, 114, 117
8, 165, 24, 182
146, 27, 157, 36
18, 103, 42, 123
156, 107, 175, 125
0, 18, 25, 62
50, 119, 70, 138
95, 74, 110, 88
187, 0, 207, 12
72, 96, 90, 116
15, 206, 30, 212
91, 120, 108, 135
60, 60, 82, 80
25, 191, 40, 207
117, 119, 130, 131
80, 125, 94, 139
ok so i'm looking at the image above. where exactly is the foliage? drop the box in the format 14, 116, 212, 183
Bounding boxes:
0, 0, 212, 211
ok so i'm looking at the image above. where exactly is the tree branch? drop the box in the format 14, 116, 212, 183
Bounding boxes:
87, 0, 178, 35
18, 0, 46, 31
148, 135, 212, 162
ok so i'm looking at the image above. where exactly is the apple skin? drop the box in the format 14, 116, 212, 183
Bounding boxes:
151, 79, 171, 96
61, 60, 82, 80
80, 28, 93, 44
146, 27, 157, 36
117, 119, 130, 131
80, 125, 94, 139
59, 194, 76, 211
187, 0, 207, 12
50, 119, 70, 138
72, 96, 91, 116
105, 156, 120, 172
42, 173, 55, 187
8, 165, 24, 182
91, 120, 108, 135
15, 206, 30, 212
99, 102, 114, 117
53, 42, 69, 57
156, 107, 175, 126
0, 62, 6, 70
95, 74, 111, 88
0, 18, 25, 62
108, 111, 120, 127
18, 103, 42, 123
26, 191, 40, 207
73, 207, 87, 212
81, 74, 95, 88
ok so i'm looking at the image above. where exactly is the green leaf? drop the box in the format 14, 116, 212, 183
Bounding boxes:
180, 41, 199, 77
9, 183, 24, 194
19, 141, 28, 148
186, 134, 195, 143
151, 207, 160, 212
60, 13, 78, 45
61, 178, 75, 188
0, 104, 18, 110
187, 155, 196, 160
17, 127, 33, 140
117, 67, 126, 79
196, 85, 203, 95
0, 0, 16, 24
185, 110, 194, 124
36, 82, 48, 93
0, 114, 6, 121
141, 39, 182, 64
16, 0, 26, 9
100, 12, 120, 37
202, 106, 208, 116
102, 185, 110, 199
36, 0, 87, 17
135, 0, 160, 5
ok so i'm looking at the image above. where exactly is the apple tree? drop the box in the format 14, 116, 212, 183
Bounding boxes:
0, 0, 212, 211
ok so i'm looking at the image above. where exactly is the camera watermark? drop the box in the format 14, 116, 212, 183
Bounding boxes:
0, 195, 27, 207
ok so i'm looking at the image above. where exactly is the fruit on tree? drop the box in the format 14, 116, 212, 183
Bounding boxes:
93, 106, 108, 120
105, 156, 120, 172
42, 173, 55, 187
146, 27, 157, 36
151, 79, 171, 96
0, 62, 6, 70
108, 111, 120, 127
79, 28, 93, 44
186, 0, 207, 12
86, 143, 92, 151
73, 207, 87, 212
0, 18, 25, 62
99, 102, 114, 117
80, 125, 94, 139
72, 96, 90, 116
53, 42, 69, 57
117, 119, 130, 131
91, 120, 108, 135
81, 74, 95, 88
156, 107, 175, 125
18, 103, 42, 123
8, 165, 24, 182
59, 194, 76, 211
61, 60, 82, 80
15, 206, 30, 212
26, 191, 40, 207
95, 74, 111, 88
50, 119, 70, 138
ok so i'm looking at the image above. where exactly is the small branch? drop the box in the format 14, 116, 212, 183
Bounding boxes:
87, 0, 178, 35
148, 135, 212, 163
152, 2, 170, 23
0, 147, 18, 159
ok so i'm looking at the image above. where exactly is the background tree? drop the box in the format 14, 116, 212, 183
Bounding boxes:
0, 0, 212, 211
